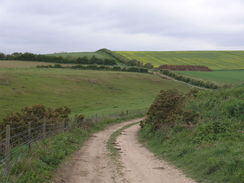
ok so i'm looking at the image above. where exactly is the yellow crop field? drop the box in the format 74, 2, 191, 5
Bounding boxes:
116, 51, 244, 70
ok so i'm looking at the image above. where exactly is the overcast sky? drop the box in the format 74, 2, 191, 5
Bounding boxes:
1, 0, 244, 53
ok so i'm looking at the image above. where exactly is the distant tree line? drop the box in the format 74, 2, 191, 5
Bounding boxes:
0, 52, 117, 65
37, 64, 149, 73
160, 69, 220, 89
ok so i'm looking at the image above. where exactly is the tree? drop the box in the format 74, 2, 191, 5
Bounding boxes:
90, 56, 99, 64
144, 63, 153, 69
0, 53, 5, 60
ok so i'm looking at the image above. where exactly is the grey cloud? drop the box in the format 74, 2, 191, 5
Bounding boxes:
0, 0, 244, 53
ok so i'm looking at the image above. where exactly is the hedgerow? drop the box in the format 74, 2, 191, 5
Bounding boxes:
160, 69, 220, 89
36, 64, 149, 73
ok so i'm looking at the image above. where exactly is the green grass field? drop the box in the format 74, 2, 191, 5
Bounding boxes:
116, 51, 244, 70
48, 51, 114, 60
176, 70, 244, 85
0, 68, 189, 121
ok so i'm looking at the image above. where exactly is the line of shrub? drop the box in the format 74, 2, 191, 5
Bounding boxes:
140, 87, 244, 183
160, 69, 220, 89
36, 64, 149, 73
159, 64, 211, 71
0, 52, 117, 65
97, 49, 153, 68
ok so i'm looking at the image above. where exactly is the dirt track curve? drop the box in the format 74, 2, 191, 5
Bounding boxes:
53, 118, 195, 183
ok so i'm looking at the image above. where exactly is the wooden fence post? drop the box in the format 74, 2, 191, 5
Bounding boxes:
61, 120, 65, 132
5, 125, 10, 157
28, 122, 31, 151
95, 113, 98, 123
28, 122, 31, 138
67, 119, 71, 130
42, 122, 46, 138
3, 125, 11, 175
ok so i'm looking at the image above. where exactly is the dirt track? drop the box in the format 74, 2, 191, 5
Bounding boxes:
54, 119, 195, 183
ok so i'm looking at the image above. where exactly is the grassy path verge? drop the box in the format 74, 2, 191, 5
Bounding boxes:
107, 122, 139, 160
138, 129, 244, 183
107, 121, 139, 177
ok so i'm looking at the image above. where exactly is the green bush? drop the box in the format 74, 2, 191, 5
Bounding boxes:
223, 99, 244, 120
144, 63, 154, 69
143, 89, 198, 132
53, 64, 62, 68
192, 119, 234, 143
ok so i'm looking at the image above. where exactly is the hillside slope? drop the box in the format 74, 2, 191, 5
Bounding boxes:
0, 68, 189, 121
116, 51, 244, 70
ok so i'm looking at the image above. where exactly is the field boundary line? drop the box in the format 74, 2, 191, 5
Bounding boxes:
154, 72, 209, 90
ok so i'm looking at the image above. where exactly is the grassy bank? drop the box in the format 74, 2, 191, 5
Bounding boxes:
0, 68, 189, 121
139, 87, 244, 183
0, 110, 145, 183
117, 51, 244, 70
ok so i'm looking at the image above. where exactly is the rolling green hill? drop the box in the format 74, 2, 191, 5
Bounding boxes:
116, 51, 244, 70
0, 68, 189, 121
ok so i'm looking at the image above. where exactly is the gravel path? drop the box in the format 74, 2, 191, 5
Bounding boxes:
53, 119, 195, 183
